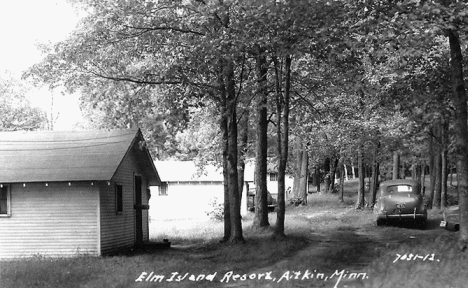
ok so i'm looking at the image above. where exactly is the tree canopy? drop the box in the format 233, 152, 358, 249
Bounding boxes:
0, 72, 47, 131
27, 0, 468, 247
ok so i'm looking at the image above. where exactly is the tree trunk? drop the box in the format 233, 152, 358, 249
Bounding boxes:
427, 127, 436, 209
392, 151, 400, 180
225, 60, 244, 244
338, 156, 345, 202
421, 162, 426, 196
221, 124, 231, 241
324, 157, 331, 193
415, 161, 422, 192
292, 137, 302, 198
315, 167, 321, 193
237, 108, 249, 206
441, 148, 448, 209
441, 118, 449, 209
433, 119, 443, 209
299, 150, 308, 204
368, 142, 380, 208
311, 167, 318, 187
433, 152, 442, 209
355, 147, 365, 209
366, 165, 371, 195
351, 159, 356, 179
329, 157, 339, 193
401, 160, 406, 180
218, 61, 230, 242
273, 55, 291, 238
447, 29, 468, 250
253, 47, 270, 228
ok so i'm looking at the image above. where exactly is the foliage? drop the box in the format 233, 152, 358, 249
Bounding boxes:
24, 0, 468, 244
78, 79, 193, 159
0, 72, 47, 131
205, 197, 224, 221
289, 197, 305, 206
25, 0, 468, 163
173, 102, 221, 161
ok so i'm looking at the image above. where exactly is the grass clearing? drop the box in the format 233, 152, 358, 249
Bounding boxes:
2, 179, 467, 288
150, 218, 224, 244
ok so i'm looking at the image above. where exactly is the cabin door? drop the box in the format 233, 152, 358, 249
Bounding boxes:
134, 175, 143, 246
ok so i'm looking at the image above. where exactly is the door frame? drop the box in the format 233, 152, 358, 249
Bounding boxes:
134, 174, 143, 246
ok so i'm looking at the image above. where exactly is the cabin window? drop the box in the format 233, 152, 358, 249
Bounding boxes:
269, 173, 278, 182
159, 182, 168, 196
0, 185, 10, 216
115, 184, 123, 214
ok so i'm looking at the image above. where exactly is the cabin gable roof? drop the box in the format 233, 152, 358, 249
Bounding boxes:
155, 161, 223, 182
0, 129, 160, 185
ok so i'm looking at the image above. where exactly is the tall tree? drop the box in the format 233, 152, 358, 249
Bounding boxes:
368, 142, 380, 208
224, 59, 245, 243
253, 46, 270, 228
447, 28, 468, 249
355, 146, 366, 209
273, 55, 291, 237
392, 152, 400, 180
237, 106, 249, 206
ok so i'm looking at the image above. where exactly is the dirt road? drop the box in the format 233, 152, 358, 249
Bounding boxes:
220, 209, 448, 288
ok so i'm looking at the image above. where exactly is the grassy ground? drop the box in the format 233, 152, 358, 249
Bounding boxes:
1, 179, 466, 288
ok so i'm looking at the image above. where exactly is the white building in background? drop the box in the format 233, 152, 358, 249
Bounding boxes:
149, 161, 247, 221
243, 162, 295, 196
149, 160, 295, 221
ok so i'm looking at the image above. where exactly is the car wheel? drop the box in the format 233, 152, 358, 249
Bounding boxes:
416, 219, 427, 230
376, 218, 385, 227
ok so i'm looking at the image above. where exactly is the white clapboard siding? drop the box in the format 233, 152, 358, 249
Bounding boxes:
0, 183, 99, 259
149, 182, 225, 221
100, 148, 150, 254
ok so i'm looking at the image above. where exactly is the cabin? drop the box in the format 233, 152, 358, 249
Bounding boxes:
243, 162, 295, 197
0, 129, 160, 259
148, 160, 294, 224
149, 161, 247, 222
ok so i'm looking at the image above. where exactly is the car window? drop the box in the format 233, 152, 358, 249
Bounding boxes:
387, 185, 413, 193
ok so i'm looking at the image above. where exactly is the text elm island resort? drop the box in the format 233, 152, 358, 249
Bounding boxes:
135, 269, 369, 287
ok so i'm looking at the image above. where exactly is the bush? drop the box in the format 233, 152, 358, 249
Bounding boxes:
447, 194, 458, 206
423, 194, 459, 207
205, 197, 224, 221
289, 197, 305, 206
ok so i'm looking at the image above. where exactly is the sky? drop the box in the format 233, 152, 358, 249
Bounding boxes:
0, 0, 84, 130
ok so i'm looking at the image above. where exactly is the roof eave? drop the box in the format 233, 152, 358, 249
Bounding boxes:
110, 129, 161, 186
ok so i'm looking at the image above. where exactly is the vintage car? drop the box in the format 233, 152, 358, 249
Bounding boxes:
374, 179, 427, 229
247, 188, 277, 212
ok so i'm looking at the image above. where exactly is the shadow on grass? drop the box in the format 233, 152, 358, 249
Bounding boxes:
117, 233, 312, 271
316, 231, 384, 269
